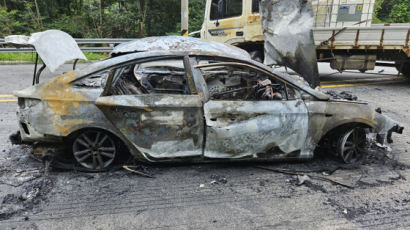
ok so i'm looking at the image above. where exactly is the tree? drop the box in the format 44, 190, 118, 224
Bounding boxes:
373, 0, 410, 23
390, 0, 410, 23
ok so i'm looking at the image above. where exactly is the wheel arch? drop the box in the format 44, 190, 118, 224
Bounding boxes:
316, 121, 373, 152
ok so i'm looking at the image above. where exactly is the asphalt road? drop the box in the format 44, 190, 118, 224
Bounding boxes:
0, 63, 409, 230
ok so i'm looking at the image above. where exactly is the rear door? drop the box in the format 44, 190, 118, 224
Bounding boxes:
194, 61, 309, 159
95, 57, 204, 160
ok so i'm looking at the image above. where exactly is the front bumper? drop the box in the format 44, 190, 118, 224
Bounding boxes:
374, 112, 404, 145
386, 124, 404, 144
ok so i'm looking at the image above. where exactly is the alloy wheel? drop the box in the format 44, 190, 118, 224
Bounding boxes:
72, 130, 117, 170
338, 128, 366, 164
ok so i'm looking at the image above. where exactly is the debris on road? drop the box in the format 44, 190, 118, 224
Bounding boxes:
210, 175, 228, 185
326, 90, 358, 101
9, 131, 22, 145
297, 175, 311, 186
0, 146, 54, 221
255, 166, 355, 189
122, 165, 154, 178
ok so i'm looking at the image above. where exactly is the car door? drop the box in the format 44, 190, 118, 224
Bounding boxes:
95, 57, 204, 160
194, 61, 310, 159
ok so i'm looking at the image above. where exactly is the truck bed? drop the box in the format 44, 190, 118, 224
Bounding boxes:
314, 24, 410, 56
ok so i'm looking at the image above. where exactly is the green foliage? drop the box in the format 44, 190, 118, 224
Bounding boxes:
0, 0, 207, 38
1, 0, 405, 38
0, 7, 32, 35
373, 0, 410, 23
189, 0, 206, 33
0, 53, 39, 62
83, 52, 108, 61
390, 1, 410, 23
0, 52, 107, 62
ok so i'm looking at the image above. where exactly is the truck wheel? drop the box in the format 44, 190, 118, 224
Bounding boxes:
396, 61, 410, 77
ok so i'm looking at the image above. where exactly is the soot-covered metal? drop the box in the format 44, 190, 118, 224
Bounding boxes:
260, 0, 320, 88
12, 36, 403, 171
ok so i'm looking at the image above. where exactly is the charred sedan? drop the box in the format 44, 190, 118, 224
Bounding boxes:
14, 35, 403, 171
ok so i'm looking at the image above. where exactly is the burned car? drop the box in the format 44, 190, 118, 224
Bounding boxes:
13, 34, 403, 171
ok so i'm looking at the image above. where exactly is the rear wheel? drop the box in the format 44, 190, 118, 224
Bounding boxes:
337, 128, 367, 164
72, 130, 117, 171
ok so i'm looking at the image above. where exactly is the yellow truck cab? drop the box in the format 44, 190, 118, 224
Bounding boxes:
201, 0, 264, 60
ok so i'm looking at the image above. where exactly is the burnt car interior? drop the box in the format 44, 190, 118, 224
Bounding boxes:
72, 55, 301, 103
196, 63, 287, 101
107, 59, 190, 96
73, 55, 302, 104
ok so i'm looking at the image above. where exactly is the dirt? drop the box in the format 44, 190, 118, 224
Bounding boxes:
0, 146, 53, 221
0, 141, 409, 229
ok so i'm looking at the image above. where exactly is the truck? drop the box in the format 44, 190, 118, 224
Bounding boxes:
200, 0, 410, 82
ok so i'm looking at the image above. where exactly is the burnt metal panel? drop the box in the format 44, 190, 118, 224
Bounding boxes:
111, 36, 250, 58
95, 95, 204, 159
203, 100, 311, 159
260, 0, 320, 88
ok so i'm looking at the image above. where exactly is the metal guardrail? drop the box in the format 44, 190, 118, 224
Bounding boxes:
0, 38, 137, 53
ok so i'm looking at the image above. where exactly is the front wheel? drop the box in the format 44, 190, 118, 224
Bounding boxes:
337, 128, 367, 164
72, 130, 118, 171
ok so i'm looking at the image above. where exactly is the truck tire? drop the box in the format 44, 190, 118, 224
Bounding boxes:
396, 61, 410, 77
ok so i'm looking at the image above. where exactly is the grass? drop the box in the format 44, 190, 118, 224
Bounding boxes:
0, 52, 108, 62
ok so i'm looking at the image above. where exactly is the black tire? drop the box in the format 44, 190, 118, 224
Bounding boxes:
72, 129, 119, 171
337, 127, 367, 164
395, 61, 410, 77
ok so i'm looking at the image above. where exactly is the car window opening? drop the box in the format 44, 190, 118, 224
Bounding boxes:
198, 64, 287, 101
73, 71, 110, 88
252, 0, 260, 13
109, 59, 189, 95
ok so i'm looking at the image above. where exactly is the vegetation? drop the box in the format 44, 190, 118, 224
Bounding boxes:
373, 0, 409, 23
0, 0, 407, 62
0, 0, 408, 38
0, 0, 205, 38
0, 52, 107, 62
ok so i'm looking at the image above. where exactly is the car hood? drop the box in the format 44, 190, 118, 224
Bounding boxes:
260, 0, 319, 88
5, 30, 87, 73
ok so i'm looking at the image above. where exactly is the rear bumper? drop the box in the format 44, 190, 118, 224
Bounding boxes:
17, 109, 61, 143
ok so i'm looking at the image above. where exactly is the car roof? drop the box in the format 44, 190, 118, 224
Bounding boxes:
75, 50, 329, 101
110, 36, 251, 59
